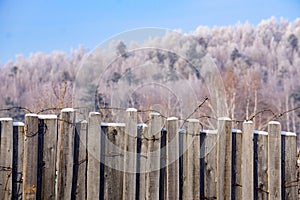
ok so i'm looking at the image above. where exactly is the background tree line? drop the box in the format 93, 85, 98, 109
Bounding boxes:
0, 17, 299, 133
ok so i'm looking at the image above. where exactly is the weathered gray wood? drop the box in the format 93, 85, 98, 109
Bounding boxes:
103, 123, 125, 200
145, 112, 162, 200
242, 121, 254, 200
75, 120, 88, 200
216, 117, 232, 200
87, 112, 101, 200
281, 131, 298, 200
123, 108, 138, 199
56, 108, 76, 200
0, 118, 13, 200
254, 130, 268, 200
12, 122, 25, 200
38, 115, 57, 200
23, 114, 39, 200
183, 119, 200, 200
165, 117, 179, 200
138, 124, 148, 200
204, 130, 217, 199
233, 129, 242, 200
268, 121, 281, 200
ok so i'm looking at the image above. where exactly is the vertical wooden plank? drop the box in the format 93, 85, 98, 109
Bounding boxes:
242, 121, 254, 200
268, 121, 281, 200
232, 129, 242, 200
75, 120, 88, 200
183, 119, 200, 199
204, 130, 217, 199
165, 117, 179, 200
123, 108, 138, 199
253, 130, 268, 200
0, 118, 13, 200
159, 129, 167, 200
145, 112, 162, 200
12, 122, 25, 200
281, 131, 298, 200
38, 115, 57, 200
138, 123, 148, 200
217, 117, 232, 200
56, 108, 76, 200
103, 123, 125, 200
87, 112, 101, 200
22, 114, 38, 200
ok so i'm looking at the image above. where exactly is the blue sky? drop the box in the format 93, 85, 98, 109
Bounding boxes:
0, 0, 299, 64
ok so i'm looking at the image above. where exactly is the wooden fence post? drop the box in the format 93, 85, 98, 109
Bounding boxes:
253, 130, 268, 200
123, 108, 138, 199
138, 123, 148, 200
145, 112, 162, 200
165, 117, 179, 200
56, 108, 75, 200
22, 114, 38, 200
268, 121, 281, 200
217, 117, 232, 200
87, 112, 101, 200
203, 130, 217, 199
232, 129, 242, 200
102, 123, 125, 200
38, 114, 57, 200
281, 131, 297, 200
242, 121, 254, 200
0, 117, 13, 200
12, 122, 25, 200
183, 119, 200, 199
75, 120, 88, 200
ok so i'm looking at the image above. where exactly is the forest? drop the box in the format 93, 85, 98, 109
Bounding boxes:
0, 17, 300, 133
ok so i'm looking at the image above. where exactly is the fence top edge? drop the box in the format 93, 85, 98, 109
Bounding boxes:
0, 117, 13, 121
281, 131, 297, 137
167, 117, 178, 121
253, 130, 268, 135
38, 114, 57, 120
137, 123, 148, 127
101, 122, 126, 127
61, 108, 75, 113
187, 118, 200, 123
232, 128, 242, 133
268, 120, 280, 125
202, 129, 218, 134
13, 122, 25, 126
218, 117, 231, 121
25, 113, 38, 117
126, 108, 137, 112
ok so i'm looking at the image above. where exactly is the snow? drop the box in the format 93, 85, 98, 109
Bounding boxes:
38, 114, 57, 119
25, 113, 38, 117
167, 117, 178, 121
101, 122, 126, 127
202, 129, 217, 134
61, 108, 75, 112
126, 108, 137, 112
187, 119, 199, 123
268, 121, 280, 125
253, 130, 268, 135
13, 122, 25, 126
0, 117, 13, 121
281, 131, 296, 137
137, 123, 148, 127
218, 117, 231, 121
89, 112, 101, 117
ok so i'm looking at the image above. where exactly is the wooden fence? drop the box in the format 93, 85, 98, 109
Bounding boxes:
0, 108, 298, 199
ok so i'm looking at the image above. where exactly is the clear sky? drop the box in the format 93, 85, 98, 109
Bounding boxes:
0, 0, 299, 64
